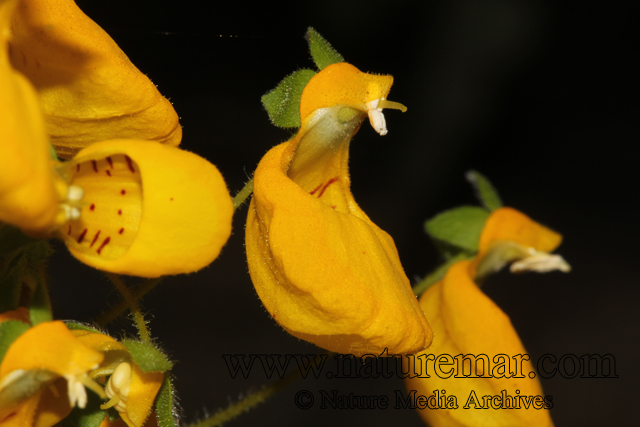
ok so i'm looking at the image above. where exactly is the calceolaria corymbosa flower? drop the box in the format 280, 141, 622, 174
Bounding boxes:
8, 0, 182, 158
0, 321, 105, 427
246, 30, 432, 356
0, 0, 233, 276
406, 207, 569, 427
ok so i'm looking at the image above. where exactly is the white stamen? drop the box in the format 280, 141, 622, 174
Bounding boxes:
365, 99, 388, 136
103, 362, 132, 412
510, 252, 572, 273
67, 185, 84, 202
65, 374, 88, 409
69, 207, 81, 221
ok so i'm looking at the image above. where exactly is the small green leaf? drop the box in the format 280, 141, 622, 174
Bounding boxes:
466, 170, 503, 211
261, 69, 316, 128
425, 206, 490, 256
305, 27, 344, 70
59, 387, 108, 427
155, 375, 178, 427
121, 340, 173, 373
0, 320, 30, 363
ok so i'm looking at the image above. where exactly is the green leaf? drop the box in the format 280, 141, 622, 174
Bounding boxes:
305, 27, 344, 70
0, 320, 30, 363
425, 206, 490, 256
466, 170, 503, 211
261, 69, 316, 128
59, 387, 108, 427
155, 375, 178, 427
121, 340, 173, 373
0, 253, 26, 313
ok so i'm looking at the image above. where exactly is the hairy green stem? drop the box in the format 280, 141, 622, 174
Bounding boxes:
104, 273, 151, 343
95, 278, 162, 327
233, 179, 253, 210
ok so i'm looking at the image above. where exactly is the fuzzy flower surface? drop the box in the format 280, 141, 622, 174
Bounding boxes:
246, 62, 432, 356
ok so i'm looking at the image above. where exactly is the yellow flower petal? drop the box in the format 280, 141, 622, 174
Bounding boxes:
72, 331, 163, 427
407, 261, 554, 427
0, 322, 103, 426
246, 63, 431, 355
0, 0, 59, 234
54, 139, 233, 277
8, 0, 182, 159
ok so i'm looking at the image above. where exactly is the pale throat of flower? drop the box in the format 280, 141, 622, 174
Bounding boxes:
364, 98, 407, 136
476, 240, 571, 282
0, 367, 105, 414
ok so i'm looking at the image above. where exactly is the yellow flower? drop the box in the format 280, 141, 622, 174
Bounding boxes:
0, 0, 233, 276
70, 329, 165, 427
0, 321, 105, 427
7, 0, 181, 159
406, 207, 569, 427
0, 0, 60, 234
246, 62, 432, 356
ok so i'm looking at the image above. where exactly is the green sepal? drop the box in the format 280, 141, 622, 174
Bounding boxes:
65, 321, 104, 334
121, 339, 173, 373
155, 375, 179, 427
261, 69, 316, 128
305, 27, 344, 70
58, 386, 109, 427
412, 252, 473, 297
466, 170, 503, 211
0, 320, 30, 363
425, 206, 490, 258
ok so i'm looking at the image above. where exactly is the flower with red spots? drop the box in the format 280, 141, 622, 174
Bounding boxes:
0, 0, 233, 277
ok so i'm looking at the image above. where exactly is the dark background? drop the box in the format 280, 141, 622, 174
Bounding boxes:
46, 1, 638, 426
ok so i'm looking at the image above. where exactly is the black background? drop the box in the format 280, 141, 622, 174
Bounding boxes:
46, 1, 638, 426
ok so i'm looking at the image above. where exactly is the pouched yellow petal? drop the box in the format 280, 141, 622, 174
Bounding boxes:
8, 0, 181, 159
247, 64, 430, 356
407, 261, 554, 427
55, 139, 233, 277
72, 331, 163, 427
0, 0, 59, 234
299, 63, 393, 121
0, 321, 103, 380
0, 322, 103, 426
478, 207, 562, 257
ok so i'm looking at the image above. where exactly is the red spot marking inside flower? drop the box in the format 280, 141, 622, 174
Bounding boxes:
331, 205, 336, 209
170, 197, 174, 201
309, 184, 323, 195
318, 177, 339, 198
91, 160, 98, 173
67, 225, 72, 236
119, 228, 124, 234
121, 189, 126, 195
106, 156, 114, 169
76, 164, 80, 172
125, 155, 135, 173
97, 237, 111, 254
35, 59, 40, 69
90, 203, 95, 211
106, 170, 112, 177
118, 209, 122, 215
90, 230, 101, 248
77, 229, 88, 243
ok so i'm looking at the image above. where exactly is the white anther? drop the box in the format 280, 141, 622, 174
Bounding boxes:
365, 99, 388, 136
510, 251, 572, 273
105, 362, 132, 412
65, 374, 88, 409
69, 207, 81, 221
67, 185, 84, 202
